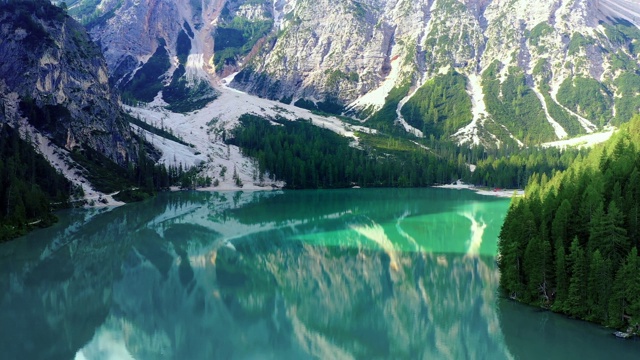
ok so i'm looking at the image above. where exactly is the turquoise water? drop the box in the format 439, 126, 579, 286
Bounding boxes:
0, 188, 637, 359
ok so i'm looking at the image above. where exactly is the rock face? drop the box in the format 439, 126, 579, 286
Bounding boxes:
0, 1, 133, 165
62, 0, 219, 110
82, 0, 185, 86
68, 0, 640, 146
233, 0, 640, 146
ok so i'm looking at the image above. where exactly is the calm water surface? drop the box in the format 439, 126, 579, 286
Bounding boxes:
0, 188, 638, 359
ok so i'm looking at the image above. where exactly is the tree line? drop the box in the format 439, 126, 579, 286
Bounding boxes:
228, 114, 468, 189
0, 124, 71, 241
464, 146, 585, 189
229, 114, 586, 191
0, 106, 587, 243
69, 130, 208, 200
498, 115, 640, 333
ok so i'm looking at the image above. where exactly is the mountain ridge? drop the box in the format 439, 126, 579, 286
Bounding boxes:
61, 0, 640, 147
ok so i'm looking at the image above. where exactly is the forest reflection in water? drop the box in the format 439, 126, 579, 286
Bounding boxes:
0, 189, 636, 359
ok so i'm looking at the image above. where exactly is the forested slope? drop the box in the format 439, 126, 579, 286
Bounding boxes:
498, 115, 640, 333
0, 125, 71, 241
228, 114, 467, 189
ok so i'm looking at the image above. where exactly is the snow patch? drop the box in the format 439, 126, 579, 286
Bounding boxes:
410, 140, 430, 151
222, 71, 240, 88
433, 180, 524, 198
438, 65, 451, 75
550, 81, 598, 133
185, 19, 211, 85
396, 90, 425, 138
474, 189, 524, 198
131, 124, 205, 169
498, 122, 525, 147
272, 0, 288, 30
186, 54, 207, 83
434, 180, 474, 190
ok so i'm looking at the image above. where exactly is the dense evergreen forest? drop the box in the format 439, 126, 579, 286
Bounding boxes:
228, 114, 585, 190
0, 124, 71, 241
401, 69, 472, 138
463, 146, 584, 189
229, 114, 468, 188
498, 116, 640, 333
344, 67, 584, 189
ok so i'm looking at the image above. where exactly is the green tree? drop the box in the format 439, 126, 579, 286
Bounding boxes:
552, 199, 572, 246
623, 248, 640, 327
608, 248, 640, 329
553, 238, 568, 311
587, 250, 611, 323
524, 234, 553, 304
498, 116, 640, 329
498, 200, 535, 299
566, 237, 587, 317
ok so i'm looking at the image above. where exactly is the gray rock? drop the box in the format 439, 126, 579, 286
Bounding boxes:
0, 1, 134, 165
70, 0, 640, 145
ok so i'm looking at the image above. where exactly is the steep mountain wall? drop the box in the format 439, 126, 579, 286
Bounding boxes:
68, 0, 640, 146
80, 0, 184, 85
226, 0, 639, 145
0, 1, 134, 165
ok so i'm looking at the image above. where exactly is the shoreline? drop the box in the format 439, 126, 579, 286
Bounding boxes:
79, 183, 523, 208
188, 182, 524, 197
433, 182, 524, 198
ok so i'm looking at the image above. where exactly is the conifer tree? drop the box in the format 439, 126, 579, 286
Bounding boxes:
553, 238, 568, 311
623, 248, 640, 326
552, 199, 572, 246
567, 237, 587, 317
499, 116, 640, 330
587, 250, 610, 323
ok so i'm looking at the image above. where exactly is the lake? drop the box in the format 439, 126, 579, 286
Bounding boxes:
0, 188, 638, 359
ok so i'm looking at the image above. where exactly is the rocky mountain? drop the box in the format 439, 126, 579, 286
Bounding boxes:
61, 0, 640, 148
59, 0, 219, 112
0, 0, 135, 165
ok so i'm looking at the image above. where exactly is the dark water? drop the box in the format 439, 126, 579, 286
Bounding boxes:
0, 188, 637, 359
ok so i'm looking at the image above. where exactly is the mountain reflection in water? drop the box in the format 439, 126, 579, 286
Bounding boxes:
0, 189, 636, 359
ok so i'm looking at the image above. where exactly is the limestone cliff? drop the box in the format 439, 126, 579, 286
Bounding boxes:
233, 0, 640, 146
66, 0, 640, 146
0, 0, 134, 165
62, 0, 219, 110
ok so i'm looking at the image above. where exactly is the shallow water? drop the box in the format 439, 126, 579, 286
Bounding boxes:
0, 188, 637, 359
